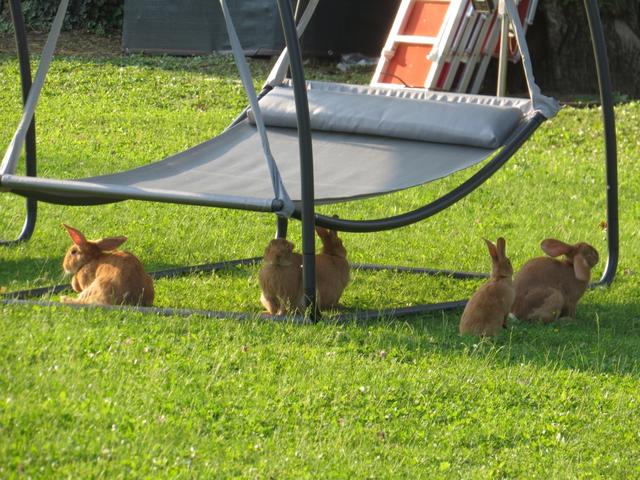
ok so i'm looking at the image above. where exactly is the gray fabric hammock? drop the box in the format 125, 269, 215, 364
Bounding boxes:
2, 81, 539, 207
0, 0, 558, 213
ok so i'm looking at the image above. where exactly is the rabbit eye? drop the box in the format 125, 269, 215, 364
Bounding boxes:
71, 248, 78, 255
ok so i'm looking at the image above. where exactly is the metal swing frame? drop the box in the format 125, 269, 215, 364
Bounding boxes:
1, 0, 618, 322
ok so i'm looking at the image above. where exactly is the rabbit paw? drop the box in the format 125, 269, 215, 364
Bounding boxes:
60, 295, 77, 304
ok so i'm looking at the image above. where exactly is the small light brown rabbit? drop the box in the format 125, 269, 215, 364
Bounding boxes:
460, 237, 514, 336
511, 239, 599, 323
60, 224, 154, 306
315, 226, 350, 310
258, 238, 303, 315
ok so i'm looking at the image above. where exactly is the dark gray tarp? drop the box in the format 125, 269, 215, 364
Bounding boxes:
122, 0, 402, 56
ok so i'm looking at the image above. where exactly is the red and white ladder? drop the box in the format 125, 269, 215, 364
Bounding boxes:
371, 0, 538, 94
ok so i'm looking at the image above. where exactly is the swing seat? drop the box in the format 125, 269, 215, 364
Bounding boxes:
1, 81, 536, 208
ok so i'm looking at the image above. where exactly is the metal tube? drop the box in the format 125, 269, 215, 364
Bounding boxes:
0, 298, 314, 324
1, 0, 68, 177
1, 297, 469, 322
2, 259, 489, 302
496, 0, 509, 96
0, 0, 37, 245
1, 174, 280, 212
2, 257, 264, 299
265, 0, 321, 87
275, 216, 289, 239
352, 263, 487, 280
293, 113, 545, 233
275, 0, 318, 320
583, 0, 618, 286
225, 85, 273, 131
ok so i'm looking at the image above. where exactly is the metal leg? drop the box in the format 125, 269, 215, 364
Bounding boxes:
276, 0, 318, 320
0, 199, 37, 246
1, 0, 37, 246
1, 296, 469, 323
496, 0, 509, 97
583, 0, 618, 287
275, 216, 288, 239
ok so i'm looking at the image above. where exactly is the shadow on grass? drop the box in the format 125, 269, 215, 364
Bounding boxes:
3, 249, 638, 378
336, 300, 640, 378
0, 256, 62, 286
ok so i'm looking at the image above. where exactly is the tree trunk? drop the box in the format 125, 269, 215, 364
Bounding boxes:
484, 0, 640, 98
537, 0, 640, 97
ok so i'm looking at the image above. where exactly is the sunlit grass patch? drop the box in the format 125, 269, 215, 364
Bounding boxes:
1, 52, 639, 478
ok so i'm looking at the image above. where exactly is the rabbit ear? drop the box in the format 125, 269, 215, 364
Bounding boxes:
63, 224, 88, 247
540, 239, 573, 258
315, 226, 330, 240
496, 237, 506, 257
573, 253, 591, 282
484, 238, 498, 262
94, 236, 127, 252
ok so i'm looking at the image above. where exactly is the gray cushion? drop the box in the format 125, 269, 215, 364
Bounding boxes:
248, 85, 525, 149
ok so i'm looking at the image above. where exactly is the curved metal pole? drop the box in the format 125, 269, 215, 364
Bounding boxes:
293, 113, 545, 233
1, 0, 37, 246
275, 216, 289, 239
497, 0, 510, 97
275, 0, 318, 319
583, 0, 618, 287
291, 0, 617, 284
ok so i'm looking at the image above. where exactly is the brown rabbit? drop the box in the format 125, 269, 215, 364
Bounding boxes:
460, 238, 514, 336
511, 239, 599, 323
60, 224, 154, 306
258, 238, 303, 315
315, 226, 350, 310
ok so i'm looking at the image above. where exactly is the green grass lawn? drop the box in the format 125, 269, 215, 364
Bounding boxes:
1, 51, 639, 478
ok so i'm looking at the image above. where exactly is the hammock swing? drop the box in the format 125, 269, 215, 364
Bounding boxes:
1, 0, 618, 321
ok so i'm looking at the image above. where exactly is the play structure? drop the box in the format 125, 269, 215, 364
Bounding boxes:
1, 0, 618, 321
371, 0, 539, 93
